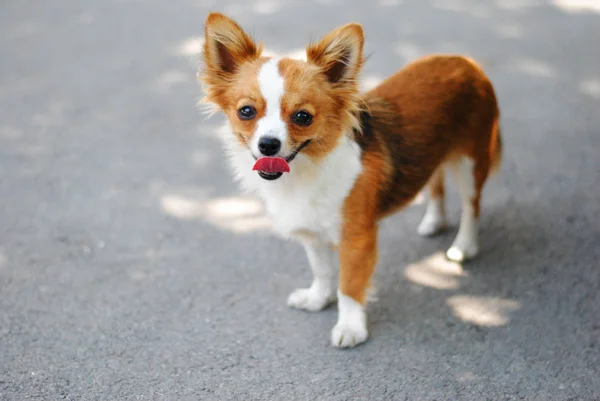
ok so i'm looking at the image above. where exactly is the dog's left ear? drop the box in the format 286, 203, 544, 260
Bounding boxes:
203, 13, 262, 75
307, 23, 365, 85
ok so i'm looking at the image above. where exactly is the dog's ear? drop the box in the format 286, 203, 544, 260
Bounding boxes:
306, 23, 365, 85
203, 13, 261, 75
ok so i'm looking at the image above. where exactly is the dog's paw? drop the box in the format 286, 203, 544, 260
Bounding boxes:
331, 321, 368, 348
446, 242, 479, 263
287, 288, 336, 312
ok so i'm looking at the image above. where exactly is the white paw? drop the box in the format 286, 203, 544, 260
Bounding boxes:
331, 321, 369, 348
287, 288, 336, 311
446, 242, 479, 263
417, 215, 446, 237
331, 291, 369, 348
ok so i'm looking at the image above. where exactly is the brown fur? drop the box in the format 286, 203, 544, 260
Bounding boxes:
199, 13, 502, 309
340, 55, 501, 303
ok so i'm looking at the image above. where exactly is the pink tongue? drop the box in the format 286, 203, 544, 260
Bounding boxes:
252, 157, 290, 173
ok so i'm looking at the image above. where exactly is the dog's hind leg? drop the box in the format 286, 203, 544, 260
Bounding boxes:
446, 119, 501, 263
417, 166, 447, 237
446, 155, 487, 263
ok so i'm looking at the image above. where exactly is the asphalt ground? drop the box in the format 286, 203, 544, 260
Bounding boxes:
1, 0, 599, 399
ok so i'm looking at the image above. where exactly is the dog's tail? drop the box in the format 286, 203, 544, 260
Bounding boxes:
489, 118, 503, 175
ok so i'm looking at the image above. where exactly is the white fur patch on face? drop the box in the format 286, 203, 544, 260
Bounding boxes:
251, 58, 288, 155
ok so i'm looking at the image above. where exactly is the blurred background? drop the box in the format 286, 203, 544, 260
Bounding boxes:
1, 0, 599, 399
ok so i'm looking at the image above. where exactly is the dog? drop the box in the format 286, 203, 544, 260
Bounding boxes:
198, 13, 502, 348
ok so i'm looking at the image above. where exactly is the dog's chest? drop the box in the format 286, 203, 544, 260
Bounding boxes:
266, 145, 361, 244
263, 186, 346, 243
225, 133, 363, 244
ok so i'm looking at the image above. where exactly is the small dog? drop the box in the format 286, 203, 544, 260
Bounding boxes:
198, 13, 502, 348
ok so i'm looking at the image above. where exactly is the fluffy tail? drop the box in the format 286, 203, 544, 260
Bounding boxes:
489, 119, 503, 175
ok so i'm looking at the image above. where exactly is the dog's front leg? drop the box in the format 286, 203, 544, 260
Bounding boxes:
287, 236, 337, 312
331, 223, 377, 348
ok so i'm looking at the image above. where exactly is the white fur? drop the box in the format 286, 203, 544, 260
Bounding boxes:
250, 58, 290, 155
417, 196, 446, 236
287, 238, 337, 311
446, 157, 479, 262
223, 130, 362, 243
218, 56, 365, 347
331, 290, 368, 348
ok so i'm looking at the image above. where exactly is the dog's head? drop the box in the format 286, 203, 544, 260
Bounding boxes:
199, 13, 365, 181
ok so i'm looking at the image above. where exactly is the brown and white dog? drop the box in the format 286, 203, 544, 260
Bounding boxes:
198, 13, 502, 348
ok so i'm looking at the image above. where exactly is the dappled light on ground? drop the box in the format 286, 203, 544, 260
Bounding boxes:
404, 251, 467, 290
175, 37, 204, 57
155, 69, 189, 92
514, 58, 557, 78
447, 295, 521, 326
380, 0, 403, 6
395, 41, 424, 63
494, 0, 545, 13
494, 23, 523, 39
161, 194, 206, 219
455, 371, 480, 383
161, 194, 272, 233
401, 250, 520, 327
434, 0, 493, 18
190, 149, 213, 167
431, 0, 600, 16
253, 0, 283, 15
200, 120, 230, 140
552, 0, 600, 13
578, 78, 600, 99
361, 75, 384, 91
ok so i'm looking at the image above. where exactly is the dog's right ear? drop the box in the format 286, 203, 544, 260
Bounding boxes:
203, 13, 262, 75
306, 23, 364, 85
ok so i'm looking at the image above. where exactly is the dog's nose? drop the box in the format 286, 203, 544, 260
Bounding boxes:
258, 137, 281, 156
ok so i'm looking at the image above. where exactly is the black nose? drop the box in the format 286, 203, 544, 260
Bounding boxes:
258, 137, 281, 156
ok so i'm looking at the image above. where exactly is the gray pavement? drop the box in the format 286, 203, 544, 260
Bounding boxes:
1, 0, 599, 400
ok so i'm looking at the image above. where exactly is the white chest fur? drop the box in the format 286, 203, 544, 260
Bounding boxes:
223, 131, 362, 245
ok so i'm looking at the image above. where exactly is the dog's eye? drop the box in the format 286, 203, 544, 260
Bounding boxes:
238, 106, 257, 121
291, 110, 313, 127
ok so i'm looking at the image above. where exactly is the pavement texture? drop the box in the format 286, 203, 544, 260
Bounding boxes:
1, 0, 599, 400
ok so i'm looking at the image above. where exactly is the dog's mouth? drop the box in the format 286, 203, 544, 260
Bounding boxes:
252, 140, 311, 181
257, 170, 284, 180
